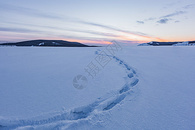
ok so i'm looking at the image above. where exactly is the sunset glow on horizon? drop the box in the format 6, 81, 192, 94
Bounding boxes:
0, 0, 195, 45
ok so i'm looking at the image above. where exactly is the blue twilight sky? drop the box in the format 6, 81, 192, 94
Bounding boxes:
0, 0, 195, 44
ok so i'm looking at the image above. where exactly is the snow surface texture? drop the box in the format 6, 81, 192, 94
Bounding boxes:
0, 46, 195, 129
0, 47, 139, 129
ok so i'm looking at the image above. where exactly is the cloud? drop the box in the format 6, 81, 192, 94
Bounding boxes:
0, 3, 163, 42
144, 17, 157, 21
162, 11, 186, 18
77, 21, 153, 39
141, 10, 186, 24
155, 10, 186, 24
3, 21, 119, 38
0, 3, 152, 39
0, 3, 71, 21
162, 1, 182, 9
137, 21, 144, 24
157, 18, 169, 24
0, 27, 113, 43
0, 26, 132, 43
183, 4, 194, 9
140, 3, 191, 24
68, 29, 119, 37
78, 21, 166, 41
0, 27, 42, 33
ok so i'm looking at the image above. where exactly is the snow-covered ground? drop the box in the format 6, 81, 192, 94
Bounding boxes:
0, 46, 195, 129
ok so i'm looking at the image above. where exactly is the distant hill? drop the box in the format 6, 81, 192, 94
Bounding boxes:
0, 40, 97, 47
138, 41, 195, 46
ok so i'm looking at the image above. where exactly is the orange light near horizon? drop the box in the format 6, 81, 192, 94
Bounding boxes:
3, 32, 186, 45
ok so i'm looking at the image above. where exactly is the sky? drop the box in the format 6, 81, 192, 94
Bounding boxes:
0, 0, 195, 45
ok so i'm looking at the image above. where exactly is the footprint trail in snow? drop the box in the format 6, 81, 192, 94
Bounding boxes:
0, 50, 139, 130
